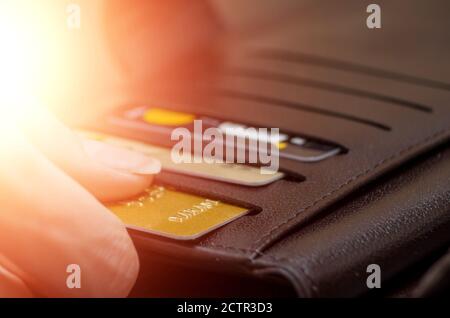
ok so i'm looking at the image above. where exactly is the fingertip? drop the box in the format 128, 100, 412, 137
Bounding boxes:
80, 139, 160, 202
82, 139, 161, 176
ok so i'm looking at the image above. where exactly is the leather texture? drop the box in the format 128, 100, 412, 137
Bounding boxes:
129, 142, 450, 297
83, 0, 450, 297
255, 143, 450, 297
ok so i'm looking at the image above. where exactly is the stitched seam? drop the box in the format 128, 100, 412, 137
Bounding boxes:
207, 243, 307, 263
251, 127, 450, 250
206, 243, 264, 257
206, 127, 449, 252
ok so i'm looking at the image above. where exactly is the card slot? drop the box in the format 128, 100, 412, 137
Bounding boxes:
152, 171, 309, 243
196, 126, 450, 257
167, 97, 449, 255
114, 96, 384, 153
225, 56, 450, 114
225, 67, 432, 113
154, 175, 263, 217
108, 177, 265, 242
192, 95, 386, 150
88, 100, 450, 257
216, 88, 391, 131
250, 49, 450, 92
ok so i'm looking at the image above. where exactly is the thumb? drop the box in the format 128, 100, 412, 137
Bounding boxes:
20, 106, 161, 202
0, 122, 140, 297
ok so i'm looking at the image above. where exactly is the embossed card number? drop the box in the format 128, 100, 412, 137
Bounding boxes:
108, 185, 250, 240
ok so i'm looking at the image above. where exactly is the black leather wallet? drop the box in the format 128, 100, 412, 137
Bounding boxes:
85, 0, 450, 297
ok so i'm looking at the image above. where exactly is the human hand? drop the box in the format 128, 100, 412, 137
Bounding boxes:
0, 106, 160, 297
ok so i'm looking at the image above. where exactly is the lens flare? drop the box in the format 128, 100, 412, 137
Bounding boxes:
0, 1, 71, 124
0, 5, 37, 116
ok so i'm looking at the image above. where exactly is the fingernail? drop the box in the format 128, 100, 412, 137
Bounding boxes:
82, 139, 161, 175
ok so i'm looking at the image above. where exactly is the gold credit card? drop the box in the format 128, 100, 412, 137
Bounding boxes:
78, 131, 284, 186
108, 185, 250, 240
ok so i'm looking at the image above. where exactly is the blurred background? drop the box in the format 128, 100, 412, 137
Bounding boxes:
2, 1, 449, 126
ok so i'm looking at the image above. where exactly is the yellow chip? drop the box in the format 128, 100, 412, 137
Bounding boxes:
142, 108, 195, 126
108, 185, 249, 240
277, 142, 288, 150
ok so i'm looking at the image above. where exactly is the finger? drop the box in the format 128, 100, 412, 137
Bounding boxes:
19, 106, 161, 202
104, 0, 223, 81
0, 124, 139, 297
